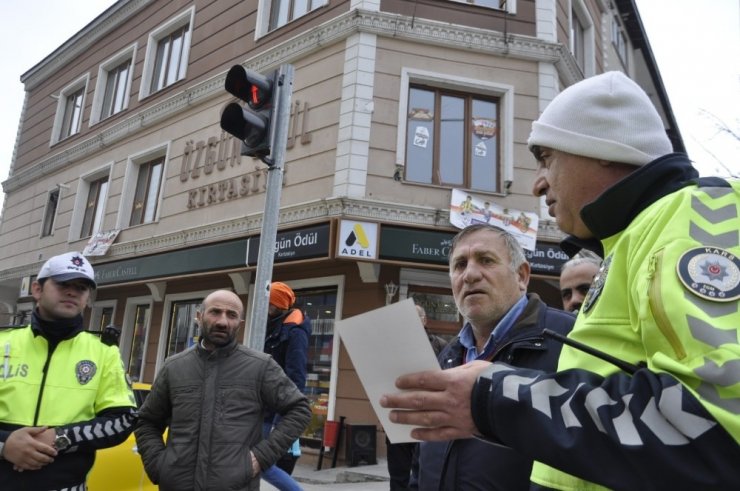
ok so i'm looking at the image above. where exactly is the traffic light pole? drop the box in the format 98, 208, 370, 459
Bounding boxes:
246, 63, 294, 351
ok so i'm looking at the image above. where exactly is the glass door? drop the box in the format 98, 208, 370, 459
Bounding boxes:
294, 287, 337, 445
127, 304, 150, 382
166, 299, 202, 357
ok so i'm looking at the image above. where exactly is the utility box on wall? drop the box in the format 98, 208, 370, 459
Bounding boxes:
345, 424, 377, 467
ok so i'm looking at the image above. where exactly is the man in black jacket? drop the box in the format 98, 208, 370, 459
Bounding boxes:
414, 224, 574, 490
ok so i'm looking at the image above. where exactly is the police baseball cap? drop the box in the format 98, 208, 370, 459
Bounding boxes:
37, 252, 97, 289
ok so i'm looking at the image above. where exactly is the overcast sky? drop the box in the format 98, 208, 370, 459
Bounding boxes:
0, 0, 737, 213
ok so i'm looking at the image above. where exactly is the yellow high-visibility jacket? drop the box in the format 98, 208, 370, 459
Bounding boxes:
0, 315, 136, 489
471, 155, 740, 490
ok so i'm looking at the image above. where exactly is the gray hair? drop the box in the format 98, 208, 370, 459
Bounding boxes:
448, 224, 527, 272
561, 250, 602, 273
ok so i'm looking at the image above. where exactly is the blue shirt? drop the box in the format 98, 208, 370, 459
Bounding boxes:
459, 294, 527, 364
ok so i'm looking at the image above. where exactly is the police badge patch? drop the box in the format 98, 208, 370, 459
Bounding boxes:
76, 360, 97, 385
677, 247, 740, 302
582, 255, 611, 314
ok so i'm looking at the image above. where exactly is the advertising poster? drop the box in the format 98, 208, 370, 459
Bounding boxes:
449, 188, 538, 251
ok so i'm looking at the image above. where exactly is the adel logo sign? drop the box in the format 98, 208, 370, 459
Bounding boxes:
337, 220, 378, 259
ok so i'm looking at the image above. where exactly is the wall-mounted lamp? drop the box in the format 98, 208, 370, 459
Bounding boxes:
384, 281, 398, 305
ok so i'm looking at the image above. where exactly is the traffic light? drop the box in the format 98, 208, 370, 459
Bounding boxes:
220, 65, 277, 162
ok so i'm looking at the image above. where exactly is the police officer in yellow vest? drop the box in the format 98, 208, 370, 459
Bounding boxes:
0, 252, 136, 490
380, 72, 740, 490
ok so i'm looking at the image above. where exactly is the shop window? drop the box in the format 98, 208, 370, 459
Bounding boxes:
99, 307, 115, 331
408, 290, 461, 338
40, 188, 60, 237
127, 304, 151, 382
166, 299, 202, 357
90, 303, 115, 332
294, 286, 337, 445
140, 8, 193, 99
405, 84, 501, 193
11, 309, 32, 326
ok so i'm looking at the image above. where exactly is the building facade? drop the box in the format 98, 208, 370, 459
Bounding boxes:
0, 0, 681, 460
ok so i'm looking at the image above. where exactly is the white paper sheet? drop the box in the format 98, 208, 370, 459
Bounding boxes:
336, 298, 441, 443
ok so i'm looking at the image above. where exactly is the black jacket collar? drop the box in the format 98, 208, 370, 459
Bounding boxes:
30, 309, 85, 344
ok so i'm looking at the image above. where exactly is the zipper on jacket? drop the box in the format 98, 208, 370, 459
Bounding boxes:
33, 343, 56, 426
647, 250, 687, 360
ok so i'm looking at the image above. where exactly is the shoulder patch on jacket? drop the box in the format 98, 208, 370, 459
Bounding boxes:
677, 247, 740, 302
582, 255, 611, 313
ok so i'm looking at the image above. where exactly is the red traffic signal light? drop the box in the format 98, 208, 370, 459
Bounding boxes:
221, 65, 277, 159
225, 65, 273, 110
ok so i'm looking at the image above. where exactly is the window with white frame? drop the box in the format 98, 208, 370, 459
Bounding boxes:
448, 0, 517, 13
140, 8, 194, 99
405, 85, 501, 192
41, 188, 60, 237
396, 68, 514, 193
256, 0, 328, 37
612, 16, 629, 67
129, 157, 164, 226
80, 176, 109, 238
91, 46, 135, 125
71, 166, 112, 241
571, 8, 585, 70
397, 69, 514, 195
119, 146, 169, 229
570, 1, 595, 76
51, 75, 88, 144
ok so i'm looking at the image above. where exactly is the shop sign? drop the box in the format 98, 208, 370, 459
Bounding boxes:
93, 224, 330, 285
336, 220, 379, 259
525, 242, 569, 275
379, 226, 455, 265
94, 239, 247, 285
246, 223, 330, 266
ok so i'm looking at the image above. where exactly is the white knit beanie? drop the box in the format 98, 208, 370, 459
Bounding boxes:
527, 71, 673, 166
